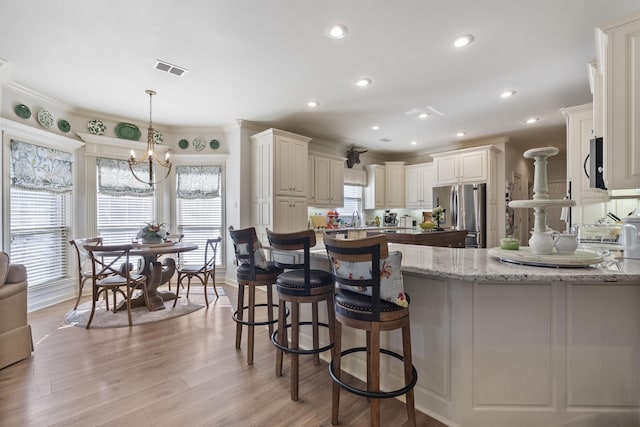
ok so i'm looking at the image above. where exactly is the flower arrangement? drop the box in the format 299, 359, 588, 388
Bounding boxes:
137, 220, 167, 243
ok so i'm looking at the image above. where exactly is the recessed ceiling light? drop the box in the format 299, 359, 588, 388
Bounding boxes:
355, 78, 372, 87
371, 125, 380, 130
456, 131, 467, 137
410, 140, 418, 145
525, 117, 539, 124
307, 101, 319, 108
500, 90, 516, 98
418, 113, 429, 119
452, 34, 474, 48
325, 24, 348, 39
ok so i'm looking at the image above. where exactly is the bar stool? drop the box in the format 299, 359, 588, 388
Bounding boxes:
266, 228, 335, 401
323, 233, 417, 427
228, 226, 282, 365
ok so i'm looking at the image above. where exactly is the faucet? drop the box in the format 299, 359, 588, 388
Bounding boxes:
352, 211, 361, 228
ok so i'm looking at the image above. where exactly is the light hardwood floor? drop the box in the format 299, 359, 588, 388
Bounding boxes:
0, 284, 445, 427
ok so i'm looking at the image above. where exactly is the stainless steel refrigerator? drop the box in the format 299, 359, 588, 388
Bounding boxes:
432, 183, 487, 248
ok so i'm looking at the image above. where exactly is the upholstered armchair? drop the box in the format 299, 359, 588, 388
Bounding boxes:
0, 252, 33, 369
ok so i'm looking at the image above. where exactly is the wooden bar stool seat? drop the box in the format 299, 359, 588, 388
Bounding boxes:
267, 228, 336, 401
323, 233, 417, 427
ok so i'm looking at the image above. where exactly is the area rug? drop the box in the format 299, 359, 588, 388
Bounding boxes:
64, 287, 229, 328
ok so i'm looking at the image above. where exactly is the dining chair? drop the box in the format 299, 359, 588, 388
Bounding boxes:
84, 244, 150, 329
69, 237, 104, 310
323, 233, 417, 427
173, 236, 222, 307
161, 233, 184, 290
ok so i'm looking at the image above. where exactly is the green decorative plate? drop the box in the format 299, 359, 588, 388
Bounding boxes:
57, 119, 71, 133
115, 122, 141, 140
15, 104, 31, 119
210, 139, 220, 150
178, 139, 189, 149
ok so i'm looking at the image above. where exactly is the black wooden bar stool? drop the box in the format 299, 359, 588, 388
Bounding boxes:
266, 228, 335, 401
229, 226, 282, 365
323, 233, 417, 427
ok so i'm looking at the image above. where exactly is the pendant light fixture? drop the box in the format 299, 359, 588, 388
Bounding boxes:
128, 89, 171, 187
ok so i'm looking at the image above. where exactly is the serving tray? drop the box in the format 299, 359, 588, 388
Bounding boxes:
488, 247, 604, 268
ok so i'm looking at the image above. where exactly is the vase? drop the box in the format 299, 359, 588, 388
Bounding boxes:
142, 236, 163, 244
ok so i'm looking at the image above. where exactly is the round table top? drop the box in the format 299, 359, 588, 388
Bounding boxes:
130, 241, 198, 257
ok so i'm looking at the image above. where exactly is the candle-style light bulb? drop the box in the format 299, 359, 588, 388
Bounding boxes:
130, 150, 136, 159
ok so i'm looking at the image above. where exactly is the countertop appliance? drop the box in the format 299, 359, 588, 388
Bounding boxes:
433, 183, 486, 248
622, 211, 640, 259
383, 210, 398, 226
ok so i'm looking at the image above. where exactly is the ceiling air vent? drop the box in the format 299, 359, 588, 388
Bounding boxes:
153, 59, 188, 77
379, 138, 392, 143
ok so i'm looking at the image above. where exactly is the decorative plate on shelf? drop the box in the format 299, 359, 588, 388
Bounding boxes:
153, 130, 164, 144
57, 119, 71, 133
87, 119, 106, 135
210, 139, 220, 150
193, 137, 206, 151
14, 104, 31, 119
37, 110, 54, 128
178, 139, 189, 149
115, 122, 141, 140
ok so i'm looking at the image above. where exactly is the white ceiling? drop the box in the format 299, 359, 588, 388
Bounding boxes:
1, 0, 639, 154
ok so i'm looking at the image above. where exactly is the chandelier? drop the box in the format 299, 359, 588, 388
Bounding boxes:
128, 89, 172, 187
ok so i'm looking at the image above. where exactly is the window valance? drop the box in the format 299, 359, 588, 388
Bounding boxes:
344, 168, 367, 186
97, 157, 153, 197
10, 139, 73, 193
176, 165, 221, 199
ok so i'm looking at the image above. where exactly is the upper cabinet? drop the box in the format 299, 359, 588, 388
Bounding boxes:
273, 133, 309, 197
561, 104, 608, 224
364, 164, 386, 209
596, 11, 640, 189
364, 162, 405, 209
432, 146, 490, 186
311, 154, 345, 208
405, 162, 434, 208
385, 161, 405, 208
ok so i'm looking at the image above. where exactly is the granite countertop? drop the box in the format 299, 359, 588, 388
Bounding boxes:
393, 244, 640, 283
311, 244, 640, 283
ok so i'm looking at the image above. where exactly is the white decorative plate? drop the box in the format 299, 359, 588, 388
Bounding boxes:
193, 137, 206, 151
153, 130, 164, 144
87, 119, 106, 135
488, 247, 604, 268
37, 109, 54, 128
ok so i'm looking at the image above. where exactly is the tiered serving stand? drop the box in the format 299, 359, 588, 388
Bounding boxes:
488, 147, 603, 267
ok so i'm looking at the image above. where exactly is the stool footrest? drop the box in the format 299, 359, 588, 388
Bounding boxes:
271, 322, 334, 355
329, 347, 418, 399
232, 303, 285, 327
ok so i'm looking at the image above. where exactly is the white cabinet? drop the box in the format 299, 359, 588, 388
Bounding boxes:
274, 134, 308, 196
250, 128, 311, 240
364, 162, 405, 208
311, 155, 344, 208
561, 104, 608, 225
307, 155, 315, 205
385, 161, 405, 208
274, 196, 308, 232
432, 148, 488, 185
365, 164, 385, 209
405, 163, 434, 208
596, 11, 640, 189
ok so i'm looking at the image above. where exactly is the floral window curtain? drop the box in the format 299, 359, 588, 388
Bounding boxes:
97, 157, 153, 196
176, 165, 221, 199
10, 140, 73, 193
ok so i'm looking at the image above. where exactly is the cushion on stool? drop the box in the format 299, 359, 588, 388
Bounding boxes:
335, 288, 409, 322
276, 269, 333, 295
236, 261, 283, 281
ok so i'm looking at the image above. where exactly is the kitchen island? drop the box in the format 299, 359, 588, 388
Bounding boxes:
307, 244, 640, 427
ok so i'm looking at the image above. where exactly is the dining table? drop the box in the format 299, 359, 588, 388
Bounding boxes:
121, 241, 198, 311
